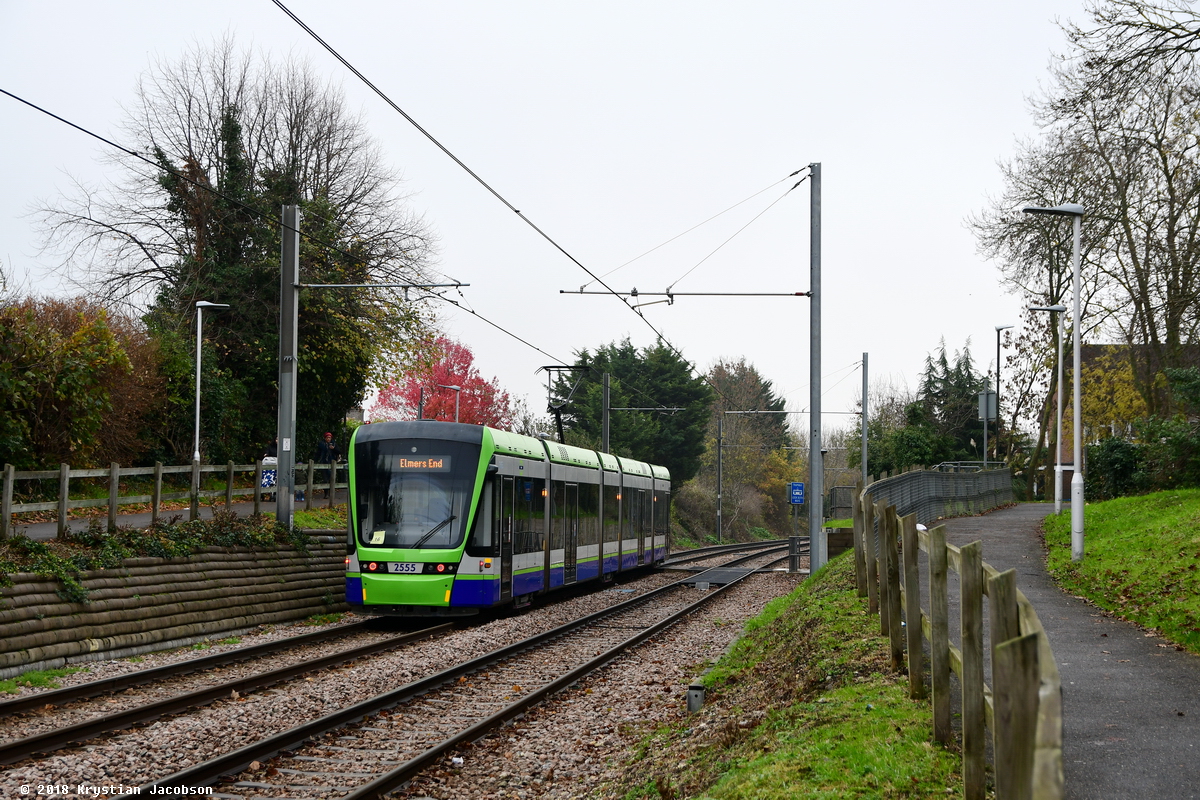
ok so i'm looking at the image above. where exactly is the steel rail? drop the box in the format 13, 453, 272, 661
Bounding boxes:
0, 624, 452, 765
344, 567, 757, 799
143, 553, 768, 792
663, 538, 790, 565
0, 621, 375, 718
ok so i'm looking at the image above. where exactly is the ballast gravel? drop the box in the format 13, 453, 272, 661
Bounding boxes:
392, 568, 804, 800
0, 568, 692, 794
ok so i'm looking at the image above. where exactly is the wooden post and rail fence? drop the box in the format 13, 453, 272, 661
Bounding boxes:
852, 481, 1064, 800
0, 461, 348, 540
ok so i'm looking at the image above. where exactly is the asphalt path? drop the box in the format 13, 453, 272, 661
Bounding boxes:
10, 490, 348, 541
939, 503, 1200, 800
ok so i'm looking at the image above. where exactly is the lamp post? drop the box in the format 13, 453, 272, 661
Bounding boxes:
193, 301, 230, 463
437, 384, 462, 423
995, 324, 1014, 463
1030, 304, 1067, 514
1023, 203, 1085, 561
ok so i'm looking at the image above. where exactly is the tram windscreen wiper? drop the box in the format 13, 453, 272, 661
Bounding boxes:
411, 515, 456, 549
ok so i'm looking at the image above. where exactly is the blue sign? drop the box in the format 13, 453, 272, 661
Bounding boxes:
790, 482, 805, 505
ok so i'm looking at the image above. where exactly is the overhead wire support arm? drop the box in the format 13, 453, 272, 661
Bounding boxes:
297, 282, 469, 289
559, 290, 811, 298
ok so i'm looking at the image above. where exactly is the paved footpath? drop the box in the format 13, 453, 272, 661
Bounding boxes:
941, 503, 1200, 800
11, 490, 348, 542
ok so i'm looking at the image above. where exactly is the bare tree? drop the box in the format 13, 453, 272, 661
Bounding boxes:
39, 36, 435, 310
36, 37, 440, 461
973, 1, 1200, 417
1062, 0, 1200, 99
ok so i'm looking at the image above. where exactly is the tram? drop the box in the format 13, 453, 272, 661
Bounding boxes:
345, 420, 671, 615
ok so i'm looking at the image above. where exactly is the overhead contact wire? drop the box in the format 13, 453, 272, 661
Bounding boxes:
588, 169, 805, 287
0, 88, 572, 372
667, 176, 807, 291
269, 0, 768, 407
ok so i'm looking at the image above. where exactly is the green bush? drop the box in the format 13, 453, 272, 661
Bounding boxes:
1085, 436, 1146, 500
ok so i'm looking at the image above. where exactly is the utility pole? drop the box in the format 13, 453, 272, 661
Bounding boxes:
276, 205, 300, 531
808, 162, 825, 573
716, 414, 723, 544
861, 352, 868, 489
602, 373, 610, 453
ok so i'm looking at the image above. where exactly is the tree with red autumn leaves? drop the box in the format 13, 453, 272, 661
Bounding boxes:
369, 336, 515, 428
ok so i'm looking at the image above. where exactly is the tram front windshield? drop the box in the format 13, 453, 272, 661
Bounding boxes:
356, 438, 480, 549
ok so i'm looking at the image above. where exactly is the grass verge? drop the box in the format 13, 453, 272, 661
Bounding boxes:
603, 556, 961, 799
0, 666, 85, 695
1043, 489, 1200, 653
290, 506, 347, 529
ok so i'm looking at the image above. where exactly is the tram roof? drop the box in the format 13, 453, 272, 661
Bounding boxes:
486, 427, 546, 459
543, 440, 602, 468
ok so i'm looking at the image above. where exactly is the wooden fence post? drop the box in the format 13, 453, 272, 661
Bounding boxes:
57, 463, 70, 539
901, 513, 925, 699
990, 568, 1032, 800
306, 460, 314, 511
254, 460, 263, 516
329, 462, 337, 510
875, 499, 889, 634
884, 507, 904, 672
226, 461, 235, 509
152, 461, 162, 526
989, 569, 1021, 655
108, 462, 120, 530
1, 463, 13, 542
852, 483, 867, 597
929, 524, 951, 744
190, 460, 200, 521
995, 632, 1041, 800
961, 540, 986, 800
865, 496, 879, 614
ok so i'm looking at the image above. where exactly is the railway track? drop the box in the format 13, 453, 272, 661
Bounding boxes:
662, 538, 791, 567
0, 624, 452, 765
139, 550, 782, 798
0, 621, 378, 718
1, 547, 797, 795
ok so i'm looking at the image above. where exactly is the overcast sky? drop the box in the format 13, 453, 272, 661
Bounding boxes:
0, 1, 1092, 434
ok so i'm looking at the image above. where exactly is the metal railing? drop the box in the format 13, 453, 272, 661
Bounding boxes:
862, 467, 1013, 525
1, 461, 347, 540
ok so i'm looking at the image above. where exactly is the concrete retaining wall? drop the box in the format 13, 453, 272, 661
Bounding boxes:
0, 535, 348, 678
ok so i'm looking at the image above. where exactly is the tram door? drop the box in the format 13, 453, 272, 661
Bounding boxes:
500, 477, 514, 600
564, 483, 579, 583
635, 489, 646, 566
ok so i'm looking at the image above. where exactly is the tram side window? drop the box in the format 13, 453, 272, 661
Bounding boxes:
549, 479, 566, 551
579, 482, 600, 547
625, 488, 639, 541
514, 477, 546, 555
603, 484, 620, 544
465, 479, 494, 557
653, 489, 669, 536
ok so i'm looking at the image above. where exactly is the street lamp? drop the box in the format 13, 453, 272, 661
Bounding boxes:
437, 384, 462, 423
1030, 304, 1067, 514
995, 324, 1014, 463
1023, 202, 1085, 561
193, 301, 230, 463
